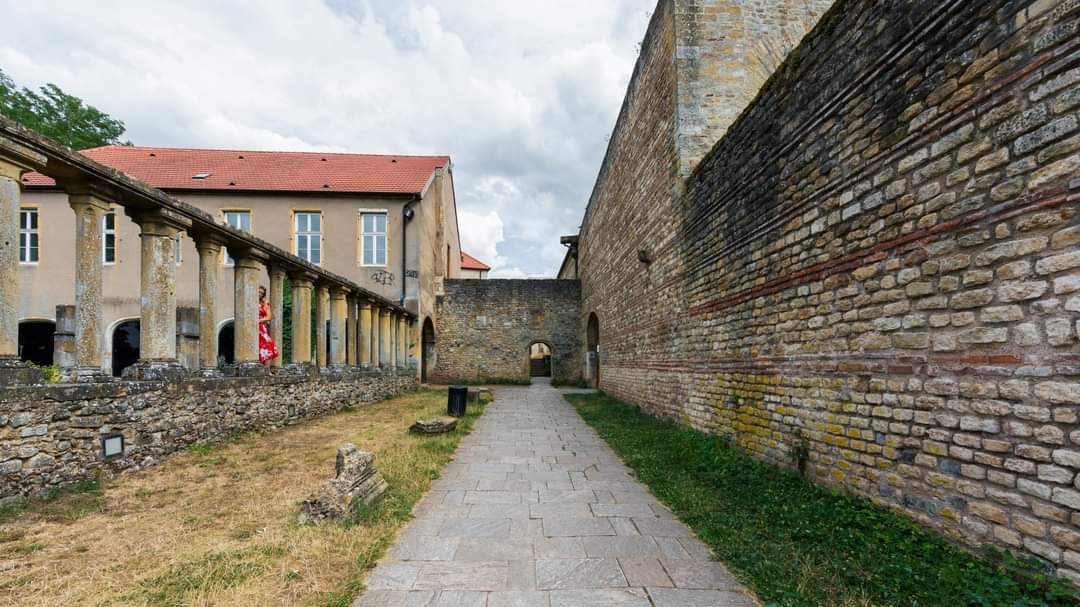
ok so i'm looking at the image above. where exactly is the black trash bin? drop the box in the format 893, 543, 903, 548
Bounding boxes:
448, 385, 468, 417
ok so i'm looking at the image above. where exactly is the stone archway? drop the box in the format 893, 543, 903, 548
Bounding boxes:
421, 317, 435, 383
528, 341, 552, 377
218, 320, 235, 365
586, 312, 600, 388
111, 319, 140, 377
19, 319, 55, 366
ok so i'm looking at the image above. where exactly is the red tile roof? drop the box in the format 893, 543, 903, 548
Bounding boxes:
22, 145, 450, 195
460, 251, 490, 271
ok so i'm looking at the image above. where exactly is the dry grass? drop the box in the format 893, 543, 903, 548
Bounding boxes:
0, 388, 483, 607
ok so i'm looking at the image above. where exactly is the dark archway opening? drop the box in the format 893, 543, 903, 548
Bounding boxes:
421, 317, 435, 383
529, 342, 552, 377
218, 321, 235, 365
586, 312, 600, 388
19, 320, 55, 366
112, 320, 140, 377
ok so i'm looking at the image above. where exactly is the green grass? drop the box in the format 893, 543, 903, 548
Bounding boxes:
0, 479, 104, 524
126, 545, 286, 607
566, 392, 1080, 607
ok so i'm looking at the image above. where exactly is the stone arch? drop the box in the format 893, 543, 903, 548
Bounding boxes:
528, 340, 552, 378
110, 318, 140, 377
586, 312, 600, 388
217, 318, 235, 365
18, 318, 55, 366
421, 317, 435, 383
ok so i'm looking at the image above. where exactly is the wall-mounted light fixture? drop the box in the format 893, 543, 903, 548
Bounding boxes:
102, 434, 124, 459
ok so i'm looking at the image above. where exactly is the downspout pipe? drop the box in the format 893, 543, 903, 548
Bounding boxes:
401, 195, 420, 307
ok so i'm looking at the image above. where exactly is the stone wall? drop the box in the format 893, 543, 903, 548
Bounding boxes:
432, 279, 581, 383
0, 370, 416, 501
580, 0, 1080, 583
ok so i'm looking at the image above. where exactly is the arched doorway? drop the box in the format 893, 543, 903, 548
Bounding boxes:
111, 319, 140, 377
421, 317, 435, 383
586, 312, 600, 388
218, 320, 235, 365
19, 320, 55, 366
529, 342, 552, 377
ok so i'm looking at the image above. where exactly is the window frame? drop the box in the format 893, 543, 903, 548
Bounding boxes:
102, 209, 117, 265
292, 209, 323, 266
18, 206, 39, 265
220, 209, 253, 266
358, 209, 388, 268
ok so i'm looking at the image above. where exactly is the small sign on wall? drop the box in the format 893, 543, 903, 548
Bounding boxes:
102, 434, 124, 459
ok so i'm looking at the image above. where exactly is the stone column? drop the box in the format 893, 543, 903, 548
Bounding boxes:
290, 274, 314, 366
379, 307, 391, 368
231, 250, 265, 372
389, 311, 398, 369
67, 188, 111, 380
315, 284, 329, 368
133, 210, 191, 379
0, 141, 45, 385
330, 287, 348, 367
370, 304, 381, 368
346, 295, 358, 366
398, 315, 408, 369
195, 235, 224, 373
268, 266, 286, 368
360, 301, 372, 368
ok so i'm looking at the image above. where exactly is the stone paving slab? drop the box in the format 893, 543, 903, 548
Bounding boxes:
354, 380, 757, 607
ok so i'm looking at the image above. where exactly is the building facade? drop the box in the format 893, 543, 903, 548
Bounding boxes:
18, 146, 462, 374
459, 251, 490, 279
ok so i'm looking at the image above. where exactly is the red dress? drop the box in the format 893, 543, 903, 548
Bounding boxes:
258, 302, 279, 364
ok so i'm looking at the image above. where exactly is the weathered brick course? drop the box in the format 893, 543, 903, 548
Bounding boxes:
578, 0, 1080, 583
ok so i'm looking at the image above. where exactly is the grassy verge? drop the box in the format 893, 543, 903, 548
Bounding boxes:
0, 388, 488, 607
566, 392, 1078, 607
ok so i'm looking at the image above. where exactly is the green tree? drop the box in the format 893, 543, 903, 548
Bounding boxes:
0, 69, 127, 150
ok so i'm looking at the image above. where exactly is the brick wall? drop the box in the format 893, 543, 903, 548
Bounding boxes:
432, 279, 581, 383
0, 370, 416, 501
580, 0, 1080, 582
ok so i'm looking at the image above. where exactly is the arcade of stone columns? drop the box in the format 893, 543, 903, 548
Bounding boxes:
0, 120, 415, 384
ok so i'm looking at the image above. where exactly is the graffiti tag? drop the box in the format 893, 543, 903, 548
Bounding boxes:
371, 270, 395, 286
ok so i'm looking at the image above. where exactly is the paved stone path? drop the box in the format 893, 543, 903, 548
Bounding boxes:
355, 379, 756, 607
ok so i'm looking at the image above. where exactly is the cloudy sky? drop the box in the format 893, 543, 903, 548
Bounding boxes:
0, 0, 655, 277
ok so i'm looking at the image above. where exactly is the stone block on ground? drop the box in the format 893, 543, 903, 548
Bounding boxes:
299, 443, 387, 524
410, 416, 458, 435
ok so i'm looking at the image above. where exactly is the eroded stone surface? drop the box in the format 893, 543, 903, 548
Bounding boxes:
411, 416, 458, 435
299, 443, 387, 524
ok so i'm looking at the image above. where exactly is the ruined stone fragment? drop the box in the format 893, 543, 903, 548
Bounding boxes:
298, 443, 386, 524
410, 416, 458, 435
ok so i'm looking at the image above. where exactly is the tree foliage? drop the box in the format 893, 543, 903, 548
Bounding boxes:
0, 69, 127, 150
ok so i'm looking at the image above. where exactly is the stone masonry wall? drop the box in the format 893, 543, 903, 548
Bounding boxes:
432, 279, 581, 384
675, 0, 835, 177
581, 0, 1080, 583
0, 370, 416, 501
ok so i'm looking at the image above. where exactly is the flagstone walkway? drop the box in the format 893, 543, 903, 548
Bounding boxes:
354, 379, 757, 607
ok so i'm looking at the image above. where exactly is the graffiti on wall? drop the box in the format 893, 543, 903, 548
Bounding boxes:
371, 270, 395, 286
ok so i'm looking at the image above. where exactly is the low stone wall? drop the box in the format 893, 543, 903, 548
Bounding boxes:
432, 279, 582, 384
0, 369, 417, 501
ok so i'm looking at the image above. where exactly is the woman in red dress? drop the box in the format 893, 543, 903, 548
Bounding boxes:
258, 286, 279, 366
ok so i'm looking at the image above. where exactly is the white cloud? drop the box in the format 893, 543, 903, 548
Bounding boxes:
0, 0, 655, 275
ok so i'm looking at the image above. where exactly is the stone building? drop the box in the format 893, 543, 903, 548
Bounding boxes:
574, 0, 1080, 583
17, 145, 462, 374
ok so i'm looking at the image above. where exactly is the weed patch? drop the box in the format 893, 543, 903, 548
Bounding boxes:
567, 392, 1079, 607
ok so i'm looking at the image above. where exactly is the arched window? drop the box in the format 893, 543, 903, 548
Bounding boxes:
421, 317, 435, 383
111, 319, 140, 377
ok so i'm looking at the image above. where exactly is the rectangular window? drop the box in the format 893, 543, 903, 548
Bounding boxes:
223, 210, 251, 265
294, 211, 322, 264
174, 233, 183, 265
360, 212, 387, 266
19, 207, 38, 263
103, 211, 116, 264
